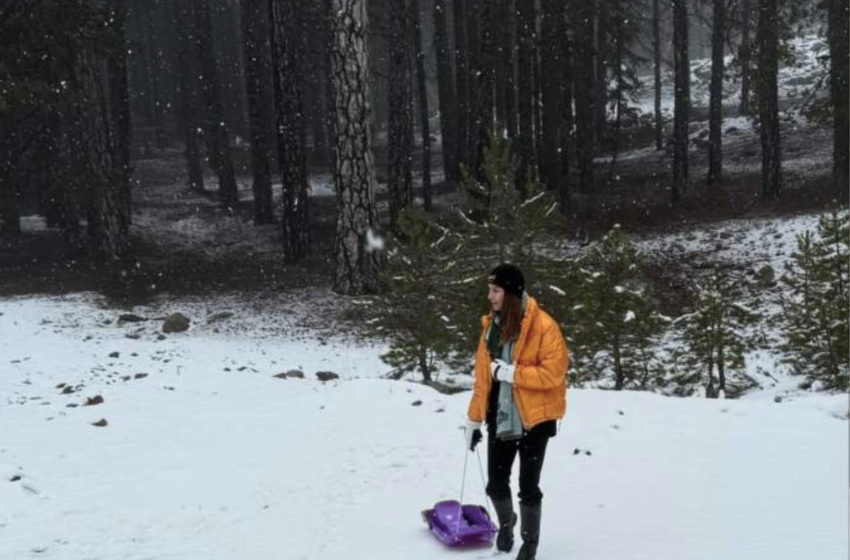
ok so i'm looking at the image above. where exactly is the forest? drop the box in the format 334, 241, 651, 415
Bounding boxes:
0, 2, 848, 558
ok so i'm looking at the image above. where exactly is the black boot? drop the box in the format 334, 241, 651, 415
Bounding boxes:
516, 503, 541, 560
491, 496, 517, 552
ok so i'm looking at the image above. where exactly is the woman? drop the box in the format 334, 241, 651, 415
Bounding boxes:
464, 263, 568, 560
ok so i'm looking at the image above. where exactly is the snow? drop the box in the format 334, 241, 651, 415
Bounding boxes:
366, 228, 385, 252
635, 33, 828, 118
1, 293, 847, 560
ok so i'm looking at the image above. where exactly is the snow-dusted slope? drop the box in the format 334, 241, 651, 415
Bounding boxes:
1, 294, 846, 560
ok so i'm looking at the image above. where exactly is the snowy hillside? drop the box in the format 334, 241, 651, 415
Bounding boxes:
636, 33, 829, 117
1, 291, 847, 560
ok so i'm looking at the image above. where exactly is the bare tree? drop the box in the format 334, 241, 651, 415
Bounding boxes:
707, 0, 726, 185
269, 0, 311, 261
241, 0, 275, 224
386, 0, 414, 228
433, 0, 459, 182
453, 0, 470, 169
411, 0, 432, 210
517, 0, 536, 184
174, 0, 204, 192
756, 0, 780, 199
828, 0, 849, 193
193, 0, 239, 210
574, 0, 596, 192
653, 0, 663, 150
738, 0, 753, 116
540, 0, 564, 194
672, 0, 690, 203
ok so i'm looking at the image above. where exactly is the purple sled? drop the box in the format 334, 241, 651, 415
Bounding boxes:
422, 500, 497, 547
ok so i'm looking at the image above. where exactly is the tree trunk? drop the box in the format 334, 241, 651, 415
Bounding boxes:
433, 0, 459, 182
465, 0, 482, 169
144, 9, 167, 150
559, 7, 574, 212
613, 333, 623, 390
469, 0, 495, 178
0, 178, 19, 234
540, 0, 563, 193
502, 0, 518, 141
75, 48, 128, 259
594, 0, 609, 150
323, 0, 338, 174
270, 0, 311, 262
0, 119, 20, 234
653, 0, 663, 150
193, 0, 240, 209
828, 0, 850, 193
757, 0, 780, 199
418, 346, 433, 383
739, 0, 753, 116
174, 0, 205, 192
453, 0, 470, 171
307, 21, 332, 171
707, 0, 725, 186
706, 355, 716, 398
717, 344, 726, 397
533, 40, 543, 176
331, 0, 380, 294
241, 0, 275, 225
387, 0, 414, 229
574, 0, 595, 192
672, 0, 689, 203
517, 0, 536, 185
493, 0, 509, 135
412, 0, 432, 211
108, 0, 133, 235
108, 0, 133, 232
611, 10, 624, 168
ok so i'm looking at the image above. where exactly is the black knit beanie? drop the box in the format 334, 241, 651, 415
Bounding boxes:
488, 263, 525, 298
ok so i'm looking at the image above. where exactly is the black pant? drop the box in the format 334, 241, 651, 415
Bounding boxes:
485, 425, 551, 507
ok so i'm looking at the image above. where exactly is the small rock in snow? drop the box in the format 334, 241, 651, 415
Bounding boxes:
316, 371, 340, 382
84, 395, 104, 406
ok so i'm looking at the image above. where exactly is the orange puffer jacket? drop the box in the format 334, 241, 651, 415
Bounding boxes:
467, 296, 569, 430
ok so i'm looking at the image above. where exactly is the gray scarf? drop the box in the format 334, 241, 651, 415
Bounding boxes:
488, 315, 524, 441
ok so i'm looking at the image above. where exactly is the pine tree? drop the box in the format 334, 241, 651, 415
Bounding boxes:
379, 207, 462, 383
449, 133, 563, 368
674, 268, 757, 398
571, 225, 666, 390
781, 211, 849, 391
458, 132, 558, 267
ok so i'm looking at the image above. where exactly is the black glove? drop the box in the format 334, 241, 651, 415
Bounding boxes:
465, 420, 483, 451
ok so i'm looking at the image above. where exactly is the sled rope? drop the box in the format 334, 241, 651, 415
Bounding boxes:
457, 442, 470, 536
457, 435, 495, 537
475, 447, 494, 523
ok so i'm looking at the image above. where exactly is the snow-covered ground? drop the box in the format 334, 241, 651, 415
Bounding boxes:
1, 291, 847, 560
635, 33, 828, 119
